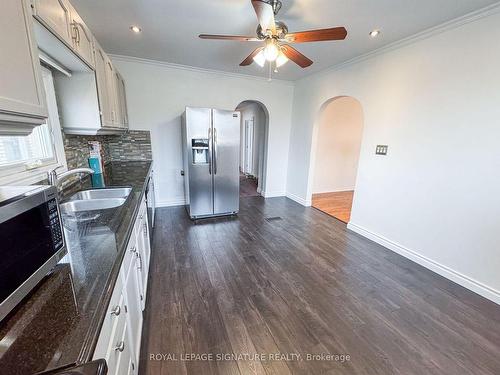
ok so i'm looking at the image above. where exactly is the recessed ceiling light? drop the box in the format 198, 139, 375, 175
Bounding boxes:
369, 29, 380, 38
130, 25, 142, 33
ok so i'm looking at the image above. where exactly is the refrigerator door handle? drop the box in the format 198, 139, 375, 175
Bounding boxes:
208, 127, 212, 175
213, 127, 218, 175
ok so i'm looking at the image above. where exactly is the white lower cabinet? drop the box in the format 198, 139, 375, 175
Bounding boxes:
93, 198, 151, 374
135, 200, 151, 311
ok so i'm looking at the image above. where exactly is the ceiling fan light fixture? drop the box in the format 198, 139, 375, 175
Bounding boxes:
263, 39, 279, 61
275, 50, 288, 67
253, 50, 266, 67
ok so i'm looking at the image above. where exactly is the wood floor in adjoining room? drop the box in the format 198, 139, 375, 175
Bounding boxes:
312, 190, 354, 223
139, 197, 500, 375
240, 174, 259, 197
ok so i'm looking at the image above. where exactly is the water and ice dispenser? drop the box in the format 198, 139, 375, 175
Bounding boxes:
192, 138, 209, 164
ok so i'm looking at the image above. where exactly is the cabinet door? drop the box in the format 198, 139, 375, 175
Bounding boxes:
93, 42, 113, 127
33, 0, 73, 45
113, 72, 123, 128
104, 57, 119, 127
113, 323, 136, 375
69, 6, 94, 68
137, 212, 151, 287
0, 0, 47, 127
123, 252, 143, 367
116, 73, 129, 128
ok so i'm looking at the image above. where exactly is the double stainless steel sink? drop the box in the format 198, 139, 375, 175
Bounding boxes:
61, 187, 132, 213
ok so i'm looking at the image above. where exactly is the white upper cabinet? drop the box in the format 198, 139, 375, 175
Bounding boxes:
116, 73, 129, 128
0, 0, 128, 135
68, 3, 94, 68
104, 56, 119, 126
33, 0, 73, 46
94, 41, 114, 128
0, 0, 47, 135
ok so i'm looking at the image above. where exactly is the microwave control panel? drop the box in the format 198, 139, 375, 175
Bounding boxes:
47, 198, 64, 250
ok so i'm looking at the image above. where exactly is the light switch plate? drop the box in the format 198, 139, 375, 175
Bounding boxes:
376, 145, 388, 155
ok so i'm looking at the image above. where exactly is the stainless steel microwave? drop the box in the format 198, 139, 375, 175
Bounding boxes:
0, 185, 66, 322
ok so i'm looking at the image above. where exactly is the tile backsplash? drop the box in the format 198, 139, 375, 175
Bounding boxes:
107, 131, 152, 162
63, 130, 152, 170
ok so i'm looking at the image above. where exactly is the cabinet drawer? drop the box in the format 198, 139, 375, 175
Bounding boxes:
93, 274, 123, 360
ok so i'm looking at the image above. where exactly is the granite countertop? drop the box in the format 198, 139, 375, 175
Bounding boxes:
0, 161, 153, 375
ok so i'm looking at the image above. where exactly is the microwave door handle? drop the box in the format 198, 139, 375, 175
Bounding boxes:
208, 128, 212, 175
213, 128, 218, 175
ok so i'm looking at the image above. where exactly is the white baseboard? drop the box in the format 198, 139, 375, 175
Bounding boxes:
262, 191, 286, 198
286, 192, 312, 207
156, 198, 186, 207
347, 222, 500, 306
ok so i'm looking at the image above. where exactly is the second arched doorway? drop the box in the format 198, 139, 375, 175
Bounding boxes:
235, 100, 269, 198
310, 96, 364, 223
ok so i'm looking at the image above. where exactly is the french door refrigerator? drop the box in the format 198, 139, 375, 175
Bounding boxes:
182, 107, 240, 219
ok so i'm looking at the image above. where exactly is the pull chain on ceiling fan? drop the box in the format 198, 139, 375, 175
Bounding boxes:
199, 0, 347, 70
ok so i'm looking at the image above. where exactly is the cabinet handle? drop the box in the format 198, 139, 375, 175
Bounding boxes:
137, 253, 142, 271
130, 246, 137, 253
75, 26, 81, 45
114, 341, 125, 352
71, 23, 81, 45
143, 223, 148, 235
110, 305, 121, 316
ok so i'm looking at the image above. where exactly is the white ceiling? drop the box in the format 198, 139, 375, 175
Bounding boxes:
71, 0, 499, 81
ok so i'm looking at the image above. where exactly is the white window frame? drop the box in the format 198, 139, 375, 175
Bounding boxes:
0, 65, 67, 185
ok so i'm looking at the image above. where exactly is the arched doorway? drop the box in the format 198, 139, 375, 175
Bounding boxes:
310, 96, 364, 223
235, 101, 269, 198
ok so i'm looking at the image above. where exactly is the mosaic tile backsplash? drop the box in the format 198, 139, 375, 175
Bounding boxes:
63, 130, 152, 170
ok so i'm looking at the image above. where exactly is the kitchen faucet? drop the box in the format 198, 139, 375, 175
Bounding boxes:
48, 166, 95, 187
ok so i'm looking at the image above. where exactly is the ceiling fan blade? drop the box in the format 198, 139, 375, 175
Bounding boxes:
199, 34, 260, 42
285, 27, 347, 43
251, 0, 276, 35
240, 47, 264, 66
281, 45, 313, 68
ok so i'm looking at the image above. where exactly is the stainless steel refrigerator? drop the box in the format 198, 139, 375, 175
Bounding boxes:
181, 107, 240, 219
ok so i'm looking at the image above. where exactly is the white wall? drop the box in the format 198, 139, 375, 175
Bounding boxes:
312, 97, 363, 194
112, 56, 294, 205
286, 10, 500, 303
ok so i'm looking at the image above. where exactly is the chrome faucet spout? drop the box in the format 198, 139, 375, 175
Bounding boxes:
48, 167, 95, 187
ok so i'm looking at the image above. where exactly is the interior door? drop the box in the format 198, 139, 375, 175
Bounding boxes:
244, 118, 254, 174
186, 108, 214, 217
213, 109, 240, 215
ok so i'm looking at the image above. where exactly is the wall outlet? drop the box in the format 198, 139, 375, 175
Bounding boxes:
376, 145, 388, 155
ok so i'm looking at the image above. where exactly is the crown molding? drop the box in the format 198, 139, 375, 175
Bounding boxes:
108, 54, 295, 86
304, 2, 500, 81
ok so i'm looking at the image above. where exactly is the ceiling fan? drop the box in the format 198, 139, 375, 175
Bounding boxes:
199, 0, 347, 70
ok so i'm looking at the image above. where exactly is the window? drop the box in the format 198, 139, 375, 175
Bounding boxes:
0, 65, 66, 184
0, 123, 55, 168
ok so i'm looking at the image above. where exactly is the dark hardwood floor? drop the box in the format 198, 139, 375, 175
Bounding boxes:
139, 197, 500, 375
